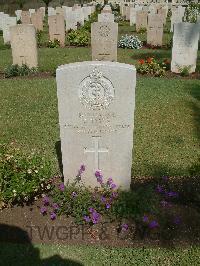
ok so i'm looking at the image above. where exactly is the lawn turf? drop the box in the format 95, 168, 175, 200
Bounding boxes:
0, 77, 199, 177
0, 243, 200, 266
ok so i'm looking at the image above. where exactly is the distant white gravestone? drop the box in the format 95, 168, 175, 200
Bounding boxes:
171, 22, 199, 73
10, 24, 38, 68
56, 61, 136, 190
91, 22, 118, 61
98, 13, 114, 22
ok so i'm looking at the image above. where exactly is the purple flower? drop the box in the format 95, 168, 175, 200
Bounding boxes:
121, 224, 129, 231
95, 170, 102, 178
40, 207, 47, 215
72, 191, 77, 198
91, 211, 101, 224
173, 216, 181, 225
89, 207, 95, 213
101, 196, 106, 203
111, 192, 118, 199
83, 215, 90, 223
52, 203, 59, 210
97, 176, 103, 184
167, 191, 178, 198
106, 203, 111, 209
42, 196, 49, 206
156, 185, 163, 193
149, 220, 159, 229
110, 183, 117, 190
80, 164, 86, 173
50, 212, 56, 220
162, 176, 169, 181
58, 183, 65, 192
143, 215, 149, 223
107, 177, 113, 185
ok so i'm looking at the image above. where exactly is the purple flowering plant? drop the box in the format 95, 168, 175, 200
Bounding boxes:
41, 165, 161, 228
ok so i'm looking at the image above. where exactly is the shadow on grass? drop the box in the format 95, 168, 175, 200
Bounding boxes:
186, 82, 200, 140
130, 169, 200, 248
0, 224, 83, 265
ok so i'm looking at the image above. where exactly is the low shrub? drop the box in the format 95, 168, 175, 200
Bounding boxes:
40, 166, 158, 224
137, 27, 146, 33
67, 29, 90, 47
4, 64, 37, 78
179, 66, 191, 77
137, 57, 167, 77
37, 30, 44, 47
0, 143, 51, 207
82, 11, 99, 32
118, 35, 142, 49
184, 2, 200, 23
0, 43, 11, 50
47, 39, 60, 48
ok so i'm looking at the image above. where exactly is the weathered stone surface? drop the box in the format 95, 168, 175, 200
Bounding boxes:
101, 5, 112, 14
31, 11, 43, 31
2, 17, 17, 44
98, 13, 114, 22
56, 61, 136, 190
10, 24, 38, 68
65, 11, 78, 31
21, 11, 31, 24
171, 22, 199, 73
15, 10, 22, 21
147, 14, 163, 46
48, 15, 65, 47
130, 7, 137, 26
136, 10, 148, 32
91, 22, 118, 61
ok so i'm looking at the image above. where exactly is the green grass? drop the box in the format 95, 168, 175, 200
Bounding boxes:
0, 47, 199, 73
0, 243, 200, 266
0, 77, 199, 177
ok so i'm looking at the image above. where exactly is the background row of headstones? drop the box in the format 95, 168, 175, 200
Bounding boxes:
0, 4, 96, 44
1, 3, 200, 74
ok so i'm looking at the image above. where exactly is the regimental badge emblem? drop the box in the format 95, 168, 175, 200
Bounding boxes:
79, 67, 115, 110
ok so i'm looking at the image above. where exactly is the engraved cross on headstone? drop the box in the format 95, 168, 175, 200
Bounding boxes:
84, 137, 108, 170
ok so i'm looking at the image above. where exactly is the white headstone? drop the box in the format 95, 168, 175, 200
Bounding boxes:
2, 17, 17, 43
91, 22, 118, 61
98, 13, 114, 22
56, 61, 136, 190
10, 24, 38, 68
15, 10, 22, 21
171, 22, 199, 73
48, 7, 56, 17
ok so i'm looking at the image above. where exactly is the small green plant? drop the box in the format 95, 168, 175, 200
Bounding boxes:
47, 39, 60, 48
137, 57, 166, 77
4, 64, 37, 78
0, 143, 51, 207
82, 11, 99, 32
118, 35, 142, 49
67, 29, 90, 47
184, 2, 200, 23
137, 27, 146, 33
41, 167, 158, 224
37, 31, 43, 47
179, 65, 191, 77
0, 43, 11, 50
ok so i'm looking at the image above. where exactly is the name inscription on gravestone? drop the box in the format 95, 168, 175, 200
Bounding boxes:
56, 62, 136, 190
